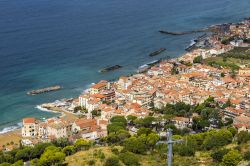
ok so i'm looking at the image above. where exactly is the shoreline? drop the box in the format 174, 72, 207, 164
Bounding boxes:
0, 18, 248, 138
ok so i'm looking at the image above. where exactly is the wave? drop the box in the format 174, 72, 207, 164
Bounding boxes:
35, 105, 56, 113
0, 122, 22, 134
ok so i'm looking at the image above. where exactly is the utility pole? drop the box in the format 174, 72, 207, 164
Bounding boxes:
157, 129, 183, 166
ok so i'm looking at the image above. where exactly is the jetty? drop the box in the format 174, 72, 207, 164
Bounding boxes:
149, 48, 166, 57
27, 86, 62, 95
159, 29, 208, 36
99, 65, 122, 73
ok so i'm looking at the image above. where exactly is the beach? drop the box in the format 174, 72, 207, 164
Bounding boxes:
0, 129, 21, 148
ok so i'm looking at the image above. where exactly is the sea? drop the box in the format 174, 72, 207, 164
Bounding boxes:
0, 0, 250, 133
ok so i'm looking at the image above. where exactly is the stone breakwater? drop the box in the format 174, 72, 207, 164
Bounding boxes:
27, 86, 62, 95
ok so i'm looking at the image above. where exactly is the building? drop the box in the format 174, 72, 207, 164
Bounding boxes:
22, 118, 37, 137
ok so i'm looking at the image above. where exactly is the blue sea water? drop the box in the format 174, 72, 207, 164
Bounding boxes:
0, 0, 250, 132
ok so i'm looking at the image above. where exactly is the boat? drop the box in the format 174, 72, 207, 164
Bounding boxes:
27, 86, 62, 95
99, 65, 122, 73
149, 48, 166, 57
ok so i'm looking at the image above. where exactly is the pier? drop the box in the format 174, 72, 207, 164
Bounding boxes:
27, 86, 62, 95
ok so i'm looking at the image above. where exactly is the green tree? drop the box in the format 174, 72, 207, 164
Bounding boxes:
237, 131, 250, 144
119, 152, 139, 166
211, 148, 229, 162
0, 163, 11, 166
193, 56, 203, 63
124, 136, 147, 154
110, 116, 127, 126
11, 160, 23, 166
74, 139, 91, 151
52, 137, 71, 148
127, 115, 137, 125
39, 146, 66, 166
227, 127, 237, 137
104, 156, 120, 166
146, 133, 160, 150
243, 151, 250, 161
176, 137, 197, 156
220, 150, 242, 166
137, 128, 152, 136
62, 146, 75, 156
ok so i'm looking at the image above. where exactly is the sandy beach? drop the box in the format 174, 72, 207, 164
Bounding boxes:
0, 129, 22, 148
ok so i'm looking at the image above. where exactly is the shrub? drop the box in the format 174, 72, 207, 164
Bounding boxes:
211, 148, 229, 162
87, 160, 96, 166
111, 147, 120, 155
221, 150, 242, 166
119, 152, 139, 166
244, 151, 250, 161
104, 156, 120, 166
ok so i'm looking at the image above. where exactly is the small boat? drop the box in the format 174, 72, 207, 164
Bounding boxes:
149, 48, 166, 57
99, 65, 122, 73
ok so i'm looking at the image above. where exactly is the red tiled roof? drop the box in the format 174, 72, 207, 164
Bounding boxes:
23, 118, 35, 124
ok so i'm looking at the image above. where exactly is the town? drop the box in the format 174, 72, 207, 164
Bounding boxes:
18, 18, 250, 147
1, 18, 250, 166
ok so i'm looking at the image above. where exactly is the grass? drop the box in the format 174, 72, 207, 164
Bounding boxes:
66, 146, 203, 166
203, 47, 250, 70
65, 142, 250, 166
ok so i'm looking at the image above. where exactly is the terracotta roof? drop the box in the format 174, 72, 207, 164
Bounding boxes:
23, 118, 36, 124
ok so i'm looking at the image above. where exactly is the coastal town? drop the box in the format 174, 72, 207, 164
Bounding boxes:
1, 18, 250, 158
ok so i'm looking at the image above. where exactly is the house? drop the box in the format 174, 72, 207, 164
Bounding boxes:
89, 80, 108, 94
234, 115, 250, 132
47, 121, 68, 139
223, 107, 245, 119
22, 118, 38, 137
72, 118, 97, 133
172, 117, 192, 129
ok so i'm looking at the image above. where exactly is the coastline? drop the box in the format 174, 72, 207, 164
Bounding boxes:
0, 18, 248, 144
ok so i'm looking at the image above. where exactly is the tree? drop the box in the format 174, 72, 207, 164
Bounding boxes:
127, 115, 137, 125
124, 136, 147, 154
211, 148, 229, 162
119, 152, 139, 166
137, 128, 153, 136
237, 131, 250, 144
30, 158, 39, 166
11, 160, 23, 166
221, 150, 242, 166
74, 139, 91, 151
62, 145, 75, 156
176, 137, 197, 156
202, 129, 232, 150
243, 151, 250, 161
107, 123, 126, 134
110, 116, 127, 126
104, 156, 120, 166
146, 133, 160, 150
227, 127, 237, 137
52, 137, 71, 148
92, 110, 101, 117
39, 146, 66, 166
136, 116, 156, 128
0, 163, 11, 166
193, 56, 203, 63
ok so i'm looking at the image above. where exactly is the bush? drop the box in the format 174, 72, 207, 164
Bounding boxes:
211, 148, 229, 162
104, 156, 120, 166
193, 56, 203, 63
244, 151, 250, 161
221, 150, 242, 166
111, 147, 120, 155
119, 152, 139, 166
87, 160, 96, 166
